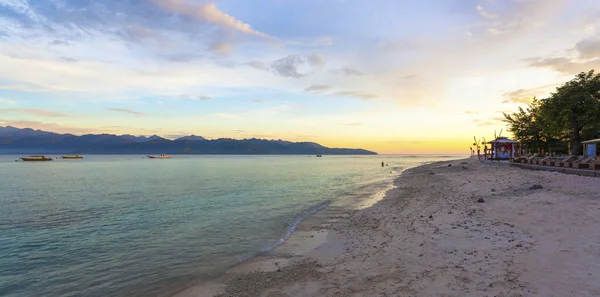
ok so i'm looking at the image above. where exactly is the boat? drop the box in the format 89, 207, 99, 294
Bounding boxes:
148, 154, 172, 159
21, 155, 53, 162
316, 154, 322, 157
62, 155, 83, 159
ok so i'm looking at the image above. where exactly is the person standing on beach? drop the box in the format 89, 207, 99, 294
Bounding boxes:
381, 161, 384, 167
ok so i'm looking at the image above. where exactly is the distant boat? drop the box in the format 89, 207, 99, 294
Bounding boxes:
148, 154, 172, 159
316, 154, 322, 157
21, 155, 53, 162
62, 155, 83, 159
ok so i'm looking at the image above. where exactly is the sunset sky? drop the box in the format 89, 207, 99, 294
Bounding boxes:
1, 0, 600, 153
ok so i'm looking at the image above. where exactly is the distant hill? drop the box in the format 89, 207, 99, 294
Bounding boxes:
0, 126, 377, 155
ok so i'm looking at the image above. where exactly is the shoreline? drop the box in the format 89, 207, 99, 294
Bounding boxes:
171, 161, 433, 297
175, 156, 600, 296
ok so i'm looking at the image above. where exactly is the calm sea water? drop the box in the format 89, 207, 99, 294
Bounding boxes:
0, 155, 461, 297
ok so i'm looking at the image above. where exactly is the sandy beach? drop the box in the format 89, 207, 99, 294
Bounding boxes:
175, 157, 600, 297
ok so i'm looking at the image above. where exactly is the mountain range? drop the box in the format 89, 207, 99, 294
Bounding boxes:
0, 126, 377, 155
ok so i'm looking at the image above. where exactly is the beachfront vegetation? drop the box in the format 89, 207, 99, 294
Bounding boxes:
504, 70, 600, 155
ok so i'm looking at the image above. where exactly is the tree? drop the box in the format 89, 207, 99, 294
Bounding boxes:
539, 70, 600, 155
503, 98, 555, 154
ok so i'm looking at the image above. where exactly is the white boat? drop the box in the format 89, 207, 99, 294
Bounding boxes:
148, 154, 172, 159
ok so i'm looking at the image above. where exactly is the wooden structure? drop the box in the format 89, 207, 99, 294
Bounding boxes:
487, 137, 520, 160
582, 138, 600, 158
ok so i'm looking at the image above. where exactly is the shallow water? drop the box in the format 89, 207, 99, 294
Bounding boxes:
0, 155, 461, 297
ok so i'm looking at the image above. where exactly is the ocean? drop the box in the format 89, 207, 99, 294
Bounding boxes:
0, 155, 460, 297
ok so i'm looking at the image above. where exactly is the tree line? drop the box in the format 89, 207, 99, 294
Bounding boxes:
503, 70, 600, 156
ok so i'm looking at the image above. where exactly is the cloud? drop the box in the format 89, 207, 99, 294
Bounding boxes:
329, 90, 379, 100
330, 67, 363, 76
304, 85, 378, 100
306, 54, 325, 67
304, 85, 332, 93
152, 0, 269, 38
476, 121, 497, 126
476, 4, 497, 20
465, 110, 479, 114
0, 108, 72, 117
268, 54, 325, 78
177, 94, 211, 100
251, 99, 263, 103
525, 57, 600, 74
473, 117, 505, 127
575, 37, 600, 59
502, 83, 561, 103
209, 41, 231, 54
105, 108, 146, 116
0, 120, 99, 134
402, 74, 417, 80
0, 98, 16, 105
60, 57, 78, 62
246, 61, 267, 70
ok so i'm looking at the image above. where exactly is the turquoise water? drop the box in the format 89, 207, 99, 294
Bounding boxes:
0, 155, 460, 297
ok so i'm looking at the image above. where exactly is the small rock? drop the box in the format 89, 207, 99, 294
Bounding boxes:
477, 198, 485, 203
516, 243, 523, 247
428, 215, 433, 219
491, 188, 496, 192
448, 164, 452, 167
530, 184, 543, 190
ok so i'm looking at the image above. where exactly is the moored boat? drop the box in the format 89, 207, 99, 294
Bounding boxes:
62, 155, 83, 159
148, 154, 172, 159
21, 155, 53, 162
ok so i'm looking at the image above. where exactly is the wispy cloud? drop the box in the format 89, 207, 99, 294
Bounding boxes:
305, 85, 332, 93
251, 99, 263, 103
152, 0, 270, 38
476, 4, 497, 20
575, 37, 600, 59
268, 54, 325, 78
465, 110, 479, 115
0, 108, 72, 117
0, 98, 17, 106
501, 83, 561, 103
330, 67, 363, 76
329, 90, 379, 100
526, 57, 600, 75
304, 85, 378, 100
105, 108, 146, 116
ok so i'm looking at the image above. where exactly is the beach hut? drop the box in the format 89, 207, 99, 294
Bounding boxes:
487, 137, 520, 160
582, 138, 600, 158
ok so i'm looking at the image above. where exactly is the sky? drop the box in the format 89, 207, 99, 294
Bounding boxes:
1, 0, 600, 154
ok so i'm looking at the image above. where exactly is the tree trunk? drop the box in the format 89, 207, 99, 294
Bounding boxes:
571, 129, 583, 156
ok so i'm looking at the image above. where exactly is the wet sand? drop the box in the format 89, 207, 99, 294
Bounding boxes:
175, 157, 600, 296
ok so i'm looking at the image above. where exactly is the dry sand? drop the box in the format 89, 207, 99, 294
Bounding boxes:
175, 157, 600, 297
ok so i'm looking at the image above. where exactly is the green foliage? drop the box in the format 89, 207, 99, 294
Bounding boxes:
504, 70, 600, 155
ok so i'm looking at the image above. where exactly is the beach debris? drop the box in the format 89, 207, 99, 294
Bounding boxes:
529, 184, 543, 190
477, 198, 485, 203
